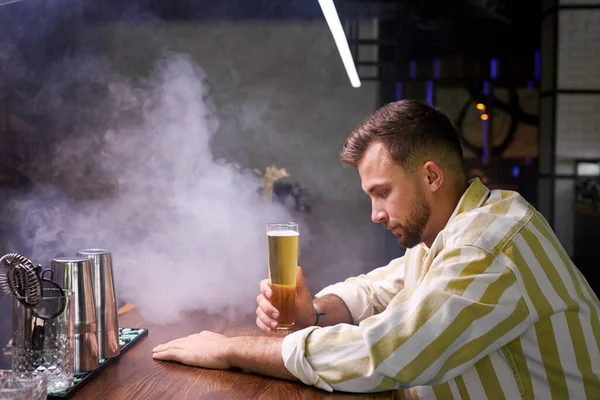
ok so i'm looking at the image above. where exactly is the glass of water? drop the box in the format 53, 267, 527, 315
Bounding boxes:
11, 288, 74, 393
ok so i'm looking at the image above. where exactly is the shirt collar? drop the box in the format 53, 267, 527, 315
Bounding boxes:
416, 178, 490, 253
447, 177, 490, 222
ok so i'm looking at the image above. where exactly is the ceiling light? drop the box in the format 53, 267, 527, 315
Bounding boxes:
318, 0, 361, 88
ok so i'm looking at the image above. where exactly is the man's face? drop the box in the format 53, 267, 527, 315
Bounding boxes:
357, 142, 431, 249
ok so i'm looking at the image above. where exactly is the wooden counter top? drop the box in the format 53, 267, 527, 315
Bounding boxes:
70, 308, 395, 400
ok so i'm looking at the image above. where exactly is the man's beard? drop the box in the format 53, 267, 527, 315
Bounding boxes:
395, 190, 431, 249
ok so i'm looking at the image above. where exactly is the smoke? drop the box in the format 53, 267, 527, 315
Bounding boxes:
2, 51, 303, 324
0, 3, 389, 339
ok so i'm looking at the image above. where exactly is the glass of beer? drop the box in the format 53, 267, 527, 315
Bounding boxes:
266, 222, 299, 330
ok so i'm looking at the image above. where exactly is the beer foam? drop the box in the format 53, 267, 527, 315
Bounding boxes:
267, 230, 299, 237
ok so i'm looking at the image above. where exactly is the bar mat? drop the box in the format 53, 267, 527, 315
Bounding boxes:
48, 328, 148, 399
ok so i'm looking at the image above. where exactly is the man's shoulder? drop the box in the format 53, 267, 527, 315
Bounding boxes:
442, 188, 535, 257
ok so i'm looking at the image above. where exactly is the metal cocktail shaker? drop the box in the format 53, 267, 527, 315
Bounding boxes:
77, 249, 120, 360
51, 257, 99, 373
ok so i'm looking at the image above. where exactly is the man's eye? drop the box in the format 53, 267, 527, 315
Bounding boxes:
377, 190, 389, 198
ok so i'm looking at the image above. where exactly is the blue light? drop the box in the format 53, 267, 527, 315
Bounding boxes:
534, 50, 541, 80
482, 78, 490, 163
396, 82, 403, 100
490, 58, 497, 80
434, 58, 440, 79
410, 60, 416, 80
512, 165, 520, 178
482, 120, 489, 164
426, 80, 433, 104
527, 80, 534, 89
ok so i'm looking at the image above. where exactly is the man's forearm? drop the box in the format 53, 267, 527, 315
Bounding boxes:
314, 294, 353, 327
226, 335, 298, 381
224, 295, 351, 384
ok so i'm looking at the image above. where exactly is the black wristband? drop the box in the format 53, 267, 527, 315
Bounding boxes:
313, 302, 326, 326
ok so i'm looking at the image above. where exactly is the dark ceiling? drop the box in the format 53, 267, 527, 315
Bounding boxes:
76, 0, 537, 23
86, 0, 541, 57
0, 0, 540, 76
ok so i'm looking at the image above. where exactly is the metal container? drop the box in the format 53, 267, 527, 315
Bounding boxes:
77, 249, 120, 360
51, 257, 99, 373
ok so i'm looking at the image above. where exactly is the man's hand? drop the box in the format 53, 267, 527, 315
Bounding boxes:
256, 266, 315, 332
152, 331, 232, 369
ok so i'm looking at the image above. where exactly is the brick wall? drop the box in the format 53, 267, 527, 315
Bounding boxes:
556, 96, 600, 159
552, 3, 600, 255
557, 10, 600, 88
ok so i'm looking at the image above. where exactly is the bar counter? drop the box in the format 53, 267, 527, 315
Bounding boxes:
70, 307, 396, 399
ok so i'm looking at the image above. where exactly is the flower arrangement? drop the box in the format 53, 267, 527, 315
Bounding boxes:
254, 165, 312, 213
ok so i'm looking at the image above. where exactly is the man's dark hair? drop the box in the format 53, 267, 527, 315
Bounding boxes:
340, 100, 465, 175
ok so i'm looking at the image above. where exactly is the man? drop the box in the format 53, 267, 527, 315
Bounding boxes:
153, 100, 600, 398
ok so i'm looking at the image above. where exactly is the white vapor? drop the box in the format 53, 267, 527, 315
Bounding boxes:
9, 53, 298, 324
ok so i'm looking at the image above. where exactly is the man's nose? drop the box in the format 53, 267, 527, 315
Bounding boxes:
371, 208, 387, 224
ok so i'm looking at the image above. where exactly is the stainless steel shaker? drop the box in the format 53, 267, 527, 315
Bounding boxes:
77, 249, 120, 360
51, 257, 99, 373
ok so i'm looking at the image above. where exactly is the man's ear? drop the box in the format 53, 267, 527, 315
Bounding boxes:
422, 161, 444, 192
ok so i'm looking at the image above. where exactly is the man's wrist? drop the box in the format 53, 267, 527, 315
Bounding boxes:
312, 302, 326, 326
224, 336, 239, 368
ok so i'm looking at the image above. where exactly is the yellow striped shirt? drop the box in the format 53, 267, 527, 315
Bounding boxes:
281, 178, 600, 399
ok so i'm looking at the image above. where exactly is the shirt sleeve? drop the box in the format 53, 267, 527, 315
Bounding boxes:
314, 256, 406, 323
282, 245, 532, 393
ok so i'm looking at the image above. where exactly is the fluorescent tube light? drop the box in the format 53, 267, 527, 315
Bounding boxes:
0, 0, 27, 6
318, 0, 361, 88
